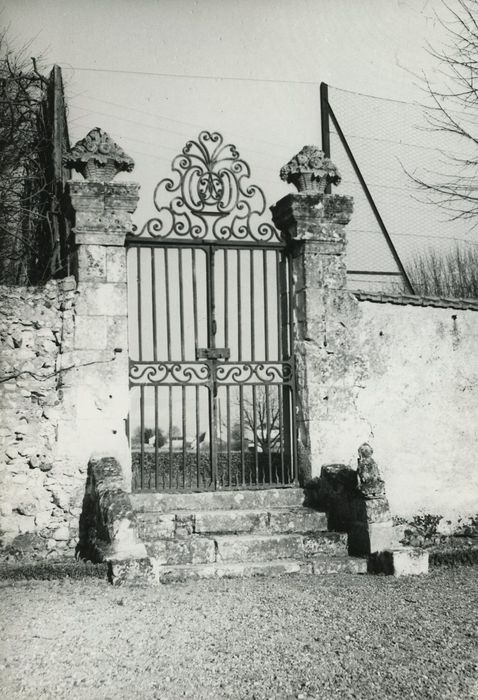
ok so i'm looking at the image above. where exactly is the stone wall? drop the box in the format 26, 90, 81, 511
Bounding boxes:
303, 294, 478, 524
272, 184, 478, 528
0, 279, 84, 560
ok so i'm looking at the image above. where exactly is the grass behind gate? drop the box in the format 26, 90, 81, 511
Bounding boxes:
132, 449, 291, 490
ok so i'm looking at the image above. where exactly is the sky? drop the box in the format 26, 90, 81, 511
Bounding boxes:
3, 0, 476, 262
2, 0, 461, 213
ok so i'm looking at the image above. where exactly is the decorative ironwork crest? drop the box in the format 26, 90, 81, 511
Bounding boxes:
134, 131, 281, 242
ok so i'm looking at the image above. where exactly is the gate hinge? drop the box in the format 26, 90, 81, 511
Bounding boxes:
196, 347, 230, 360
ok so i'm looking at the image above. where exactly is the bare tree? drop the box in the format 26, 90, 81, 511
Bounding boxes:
242, 387, 281, 453
407, 1, 478, 224
0, 31, 54, 284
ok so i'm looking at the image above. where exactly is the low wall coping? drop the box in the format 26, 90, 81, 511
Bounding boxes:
354, 291, 478, 312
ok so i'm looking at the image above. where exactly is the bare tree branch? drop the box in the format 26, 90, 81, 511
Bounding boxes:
409, 0, 478, 223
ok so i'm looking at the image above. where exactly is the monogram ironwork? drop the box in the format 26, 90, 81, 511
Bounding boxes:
132, 130, 281, 243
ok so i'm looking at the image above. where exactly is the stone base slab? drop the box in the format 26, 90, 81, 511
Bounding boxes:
130, 488, 304, 513
369, 548, 429, 576
108, 557, 156, 586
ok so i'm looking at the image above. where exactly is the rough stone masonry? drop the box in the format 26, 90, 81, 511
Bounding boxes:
0, 279, 83, 559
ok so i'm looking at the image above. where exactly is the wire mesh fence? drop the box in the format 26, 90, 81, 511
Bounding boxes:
326, 85, 478, 295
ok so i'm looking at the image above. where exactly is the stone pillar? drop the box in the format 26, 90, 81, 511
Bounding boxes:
58, 130, 139, 490
272, 146, 370, 477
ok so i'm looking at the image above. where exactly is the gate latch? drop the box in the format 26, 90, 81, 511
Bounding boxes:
196, 347, 230, 360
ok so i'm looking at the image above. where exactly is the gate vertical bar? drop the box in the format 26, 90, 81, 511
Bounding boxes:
192, 249, 201, 488
250, 250, 258, 484
237, 249, 245, 486
151, 248, 159, 488
136, 247, 144, 489
164, 248, 173, 488
276, 250, 285, 484
287, 250, 298, 483
207, 246, 217, 489
224, 250, 231, 486
178, 249, 186, 488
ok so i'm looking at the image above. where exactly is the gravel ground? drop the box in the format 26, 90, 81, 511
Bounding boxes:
0, 568, 477, 700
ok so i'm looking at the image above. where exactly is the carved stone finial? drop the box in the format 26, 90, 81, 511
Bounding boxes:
63, 127, 135, 181
280, 145, 341, 194
357, 443, 386, 498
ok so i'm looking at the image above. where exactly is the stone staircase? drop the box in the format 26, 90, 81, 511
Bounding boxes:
129, 488, 367, 583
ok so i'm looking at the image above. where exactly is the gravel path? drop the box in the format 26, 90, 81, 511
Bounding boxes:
0, 568, 477, 699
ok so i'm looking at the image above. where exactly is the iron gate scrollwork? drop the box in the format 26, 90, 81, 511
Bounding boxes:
127, 131, 297, 491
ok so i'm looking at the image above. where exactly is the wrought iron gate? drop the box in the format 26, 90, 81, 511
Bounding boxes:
127, 131, 296, 491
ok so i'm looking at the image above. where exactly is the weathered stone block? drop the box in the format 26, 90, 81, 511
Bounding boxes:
106, 248, 127, 283
146, 536, 215, 566
214, 533, 303, 563
106, 316, 128, 348
74, 316, 108, 350
303, 531, 348, 556
195, 509, 269, 535
135, 513, 175, 540
268, 508, 327, 534
351, 496, 391, 524
108, 557, 156, 586
369, 548, 429, 576
77, 245, 106, 281
348, 521, 398, 556
75, 282, 127, 316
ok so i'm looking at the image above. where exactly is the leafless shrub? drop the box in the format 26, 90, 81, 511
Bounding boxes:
407, 244, 478, 298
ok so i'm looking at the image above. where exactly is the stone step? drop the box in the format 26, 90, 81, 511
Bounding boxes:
157, 559, 308, 583
310, 555, 368, 575
215, 533, 304, 563
303, 531, 348, 556
131, 487, 304, 513
135, 507, 327, 538
155, 556, 367, 583
142, 529, 348, 564
146, 536, 216, 566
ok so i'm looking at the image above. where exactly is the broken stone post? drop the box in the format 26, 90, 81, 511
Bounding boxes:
58, 129, 139, 489
271, 145, 359, 478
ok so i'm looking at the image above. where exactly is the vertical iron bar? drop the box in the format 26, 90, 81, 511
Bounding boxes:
237, 250, 242, 361
237, 250, 245, 485
239, 385, 245, 486
250, 250, 255, 360
151, 248, 159, 489
182, 386, 186, 489
265, 384, 272, 485
287, 252, 298, 483
320, 82, 331, 157
192, 249, 200, 488
263, 249, 269, 361
136, 247, 144, 489
224, 250, 231, 485
252, 385, 258, 485
196, 386, 200, 489
178, 249, 186, 486
207, 246, 217, 489
169, 386, 173, 489
140, 386, 145, 490
164, 248, 172, 361
250, 252, 258, 484
276, 251, 285, 483
278, 383, 284, 484
226, 387, 231, 486
164, 248, 172, 487
154, 387, 159, 489
192, 249, 199, 352
320, 82, 332, 196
